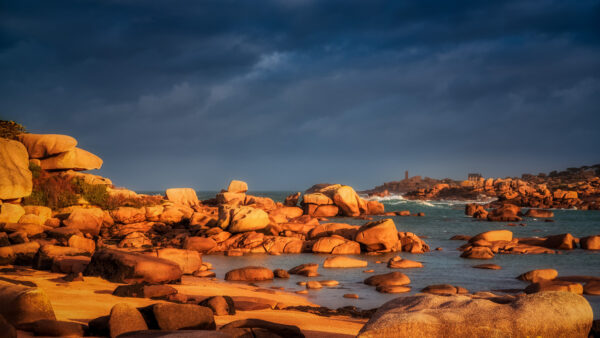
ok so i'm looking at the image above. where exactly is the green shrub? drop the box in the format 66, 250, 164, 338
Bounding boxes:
0, 120, 27, 140
72, 178, 109, 208
29, 162, 42, 179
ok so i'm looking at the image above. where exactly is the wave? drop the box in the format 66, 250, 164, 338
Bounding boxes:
364, 193, 497, 208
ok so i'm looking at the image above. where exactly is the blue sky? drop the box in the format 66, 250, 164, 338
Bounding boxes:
2, 0, 600, 190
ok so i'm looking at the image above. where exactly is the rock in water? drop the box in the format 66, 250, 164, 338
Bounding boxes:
354, 219, 399, 252
84, 248, 182, 284
0, 138, 32, 200
40, 147, 102, 170
357, 292, 593, 338
224, 266, 274, 281
17, 133, 77, 159
0, 281, 56, 328
323, 256, 368, 268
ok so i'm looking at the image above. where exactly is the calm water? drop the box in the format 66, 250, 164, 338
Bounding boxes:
157, 191, 600, 318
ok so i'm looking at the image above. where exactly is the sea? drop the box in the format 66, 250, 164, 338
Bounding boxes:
158, 191, 600, 318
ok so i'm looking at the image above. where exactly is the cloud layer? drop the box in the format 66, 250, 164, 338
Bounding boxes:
2, 0, 599, 190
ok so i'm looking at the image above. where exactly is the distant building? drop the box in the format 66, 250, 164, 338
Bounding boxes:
468, 173, 482, 182
405, 170, 409, 180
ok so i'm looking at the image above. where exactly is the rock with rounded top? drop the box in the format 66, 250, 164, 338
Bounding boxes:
274, 269, 290, 278
357, 292, 593, 338
524, 209, 554, 218
302, 193, 334, 205
460, 246, 494, 259
225, 266, 273, 281
62, 207, 105, 236
364, 272, 410, 287
354, 219, 399, 252
398, 232, 430, 253
306, 281, 322, 289
304, 204, 339, 217
332, 185, 365, 216
524, 280, 583, 294
543, 233, 577, 250
366, 200, 385, 215
22, 206, 52, 224
0, 203, 25, 224
151, 303, 215, 331
153, 248, 202, 275
387, 256, 423, 269
118, 232, 152, 249
84, 248, 182, 284
421, 284, 467, 295
473, 264, 501, 270
67, 235, 95, 254
40, 147, 102, 171
165, 188, 199, 207
184, 237, 217, 253
17, 133, 77, 159
108, 303, 148, 338
0, 281, 56, 328
581, 235, 600, 250
311, 236, 347, 254
323, 256, 368, 268
376, 285, 411, 294
110, 207, 146, 224
227, 206, 270, 233
227, 180, 248, 193
517, 269, 558, 282
331, 241, 361, 254
0, 139, 32, 200
288, 263, 319, 277
199, 296, 235, 316
308, 223, 359, 240
470, 230, 513, 243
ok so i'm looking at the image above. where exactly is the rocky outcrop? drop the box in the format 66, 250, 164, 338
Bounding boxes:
39, 147, 103, 171
62, 207, 106, 236
354, 219, 398, 252
84, 249, 182, 284
358, 292, 593, 338
0, 281, 56, 328
0, 138, 32, 200
221, 206, 270, 233
165, 188, 199, 207
17, 134, 77, 159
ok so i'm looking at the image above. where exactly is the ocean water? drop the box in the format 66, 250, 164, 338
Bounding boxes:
175, 191, 600, 317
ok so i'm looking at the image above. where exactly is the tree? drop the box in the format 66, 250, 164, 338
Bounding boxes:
0, 120, 27, 140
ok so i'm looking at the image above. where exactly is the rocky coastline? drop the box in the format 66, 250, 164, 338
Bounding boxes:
0, 125, 598, 337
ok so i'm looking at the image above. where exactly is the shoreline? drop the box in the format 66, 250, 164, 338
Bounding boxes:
2, 266, 366, 338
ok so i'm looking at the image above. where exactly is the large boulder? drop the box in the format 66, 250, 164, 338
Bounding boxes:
0, 281, 56, 328
40, 147, 103, 171
543, 233, 577, 250
84, 248, 182, 284
184, 237, 217, 253
469, 230, 513, 243
0, 138, 32, 200
151, 303, 215, 330
0, 204, 26, 224
108, 303, 148, 338
62, 207, 105, 236
153, 248, 202, 275
226, 206, 270, 233
110, 207, 146, 224
364, 272, 410, 287
224, 266, 274, 281
581, 235, 600, 250
165, 188, 199, 207
17, 133, 77, 159
487, 204, 521, 222
517, 269, 558, 282
227, 180, 248, 193
354, 219, 398, 252
357, 292, 593, 338
330, 185, 367, 216
302, 193, 334, 205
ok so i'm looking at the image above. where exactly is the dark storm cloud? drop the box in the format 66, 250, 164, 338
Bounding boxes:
1, 0, 599, 190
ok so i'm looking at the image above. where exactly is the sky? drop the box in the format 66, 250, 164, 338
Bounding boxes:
1, 0, 600, 191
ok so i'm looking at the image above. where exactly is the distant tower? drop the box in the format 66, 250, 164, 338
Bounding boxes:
405, 170, 409, 180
